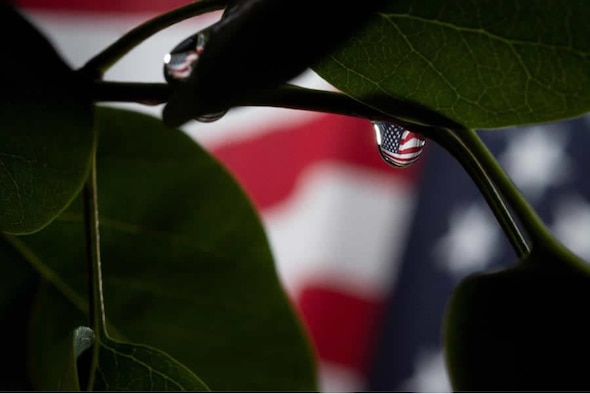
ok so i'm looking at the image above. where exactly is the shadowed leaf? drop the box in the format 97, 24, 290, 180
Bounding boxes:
0, 5, 95, 234
17, 107, 317, 391
95, 334, 210, 391
314, 0, 590, 129
66, 326, 210, 391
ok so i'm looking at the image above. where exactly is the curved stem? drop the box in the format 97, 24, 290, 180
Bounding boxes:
89, 81, 381, 109
453, 126, 556, 247
419, 127, 530, 258
83, 153, 106, 390
247, 85, 464, 129
79, 0, 226, 78
90, 80, 539, 257
241, 87, 531, 257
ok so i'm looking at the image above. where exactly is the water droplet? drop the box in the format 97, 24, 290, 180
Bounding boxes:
164, 32, 207, 84
164, 32, 227, 123
372, 121, 426, 168
195, 110, 227, 123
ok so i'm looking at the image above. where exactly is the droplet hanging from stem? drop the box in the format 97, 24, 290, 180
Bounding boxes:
373, 121, 426, 168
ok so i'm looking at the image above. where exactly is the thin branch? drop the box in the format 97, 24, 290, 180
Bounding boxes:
453, 126, 556, 248
79, 0, 226, 78
91, 80, 530, 258
420, 126, 530, 258
83, 154, 106, 390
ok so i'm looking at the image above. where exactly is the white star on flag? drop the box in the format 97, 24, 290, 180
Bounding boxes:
551, 194, 590, 262
401, 348, 452, 393
499, 126, 571, 201
433, 203, 500, 278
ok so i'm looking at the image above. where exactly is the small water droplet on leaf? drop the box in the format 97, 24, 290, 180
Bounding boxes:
372, 121, 426, 168
164, 32, 226, 122
164, 32, 207, 84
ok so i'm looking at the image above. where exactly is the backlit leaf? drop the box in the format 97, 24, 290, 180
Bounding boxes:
19, 107, 317, 391
314, 0, 590, 129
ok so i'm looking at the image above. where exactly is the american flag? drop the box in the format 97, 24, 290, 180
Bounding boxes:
374, 122, 425, 168
164, 50, 199, 80
164, 32, 206, 82
18, 1, 590, 391
368, 117, 590, 391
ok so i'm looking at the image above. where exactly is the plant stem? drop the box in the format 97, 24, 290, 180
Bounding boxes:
453, 126, 556, 247
245, 87, 531, 258
79, 0, 226, 78
91, 81, 171, 104
90, 81, 538, 256
420, 127, 530, 258
83, 153, 106, 390
247, 85, 465, 129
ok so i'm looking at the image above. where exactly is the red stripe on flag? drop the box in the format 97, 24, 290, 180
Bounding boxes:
212, 114, 419, 210
297, 284, 384, 374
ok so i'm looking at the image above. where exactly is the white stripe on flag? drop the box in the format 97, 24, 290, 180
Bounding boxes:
264, 163, 416, 299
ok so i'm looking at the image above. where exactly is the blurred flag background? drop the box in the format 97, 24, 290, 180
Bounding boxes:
14, 0, 590, 391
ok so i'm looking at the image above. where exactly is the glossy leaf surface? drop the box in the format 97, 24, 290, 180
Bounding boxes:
314, 0, 590, 129
18, 107, 317, 391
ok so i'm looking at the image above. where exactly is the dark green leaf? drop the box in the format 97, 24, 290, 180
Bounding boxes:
20, 107, 317, 391
0, 5, 95, 234
95, 334, 210, 391
27, 279, 86, 390
65, 325, 209, 391
28, 288, 209, 391
444, 243, 590, 391
314, 0, 590, 129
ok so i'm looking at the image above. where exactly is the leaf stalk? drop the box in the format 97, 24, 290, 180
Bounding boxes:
82, 153, 106, 390
79, 0, 226, 78
91, 80, 547, 259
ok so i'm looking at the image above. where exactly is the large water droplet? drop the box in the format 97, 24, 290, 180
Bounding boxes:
164, 32, 227, 122
372, 121, 426, 168
163, 32, 206, 84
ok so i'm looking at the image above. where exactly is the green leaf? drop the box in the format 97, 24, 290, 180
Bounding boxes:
313, 0, 590, 129
27, 279, 86, 390
67, 325, 209, 391
19, 107, 317, 391
0, 5, 95, 234
28, 286, 209, 391
95, 333, 210, 391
